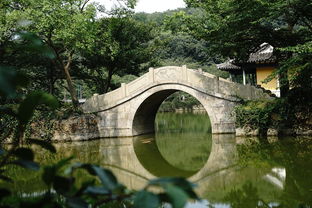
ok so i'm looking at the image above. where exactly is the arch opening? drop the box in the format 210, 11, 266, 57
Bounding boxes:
132, 89, 212, 136
132, 90, 212, 176
132, 90, 178, 136
155, 91, 212, 172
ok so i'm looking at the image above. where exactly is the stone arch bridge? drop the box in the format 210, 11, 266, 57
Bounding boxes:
82, 66, 270, 137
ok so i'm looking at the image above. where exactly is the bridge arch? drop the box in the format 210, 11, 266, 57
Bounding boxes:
131, 84, 216, 135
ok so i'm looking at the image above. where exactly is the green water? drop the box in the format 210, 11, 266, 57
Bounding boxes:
1, 112, 312, 208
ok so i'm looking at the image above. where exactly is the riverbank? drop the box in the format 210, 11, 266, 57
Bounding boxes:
32, 110, 312, 143
234, 89, 312, 137
236, 126, 312, 137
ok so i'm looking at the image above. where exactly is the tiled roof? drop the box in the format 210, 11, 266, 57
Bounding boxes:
216, 60, 241, 70
217, 43, 276, 70
247, 43, 275, 63
248, 52, 275, 63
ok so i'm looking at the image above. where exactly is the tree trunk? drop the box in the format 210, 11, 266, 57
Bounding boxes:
64, 65, 79, 107
46, 39, 78, 108
99, 78, 106, 94
47, 66, 56, 95
63, 53, 79, 108
275, 50, 290, 98
279, 69, 289, 97
104, 69, 114, 93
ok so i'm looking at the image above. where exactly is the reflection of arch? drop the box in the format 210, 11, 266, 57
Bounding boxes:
83, 66, 270, 138
95, 135, 239, 190
133, 135, 197, 177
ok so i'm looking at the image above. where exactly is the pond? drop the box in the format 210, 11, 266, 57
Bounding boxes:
1, 112, 312, 208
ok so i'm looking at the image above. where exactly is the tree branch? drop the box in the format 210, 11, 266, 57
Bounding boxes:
80, 0, 91, 12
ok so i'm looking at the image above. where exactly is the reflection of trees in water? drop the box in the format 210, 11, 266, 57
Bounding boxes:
224, 182, 270, 208
155, 112, 211, 133
133, 135, 197, 177
155, 112, 212, 171
155, 132, 211, 171
0, 139, 126, 194
237, 137, 312, 207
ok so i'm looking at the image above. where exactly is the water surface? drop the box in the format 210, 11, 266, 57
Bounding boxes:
1, 112, 312, 208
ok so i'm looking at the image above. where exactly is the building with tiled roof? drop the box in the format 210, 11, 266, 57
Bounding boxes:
217, 43, 280, 97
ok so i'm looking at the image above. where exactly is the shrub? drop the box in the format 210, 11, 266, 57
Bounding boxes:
235, 99, 280, 133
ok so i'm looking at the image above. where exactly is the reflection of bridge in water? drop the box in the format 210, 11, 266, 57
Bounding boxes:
44, 133, 289, 204
73, 134, 282, 201
99, 135, 240, 192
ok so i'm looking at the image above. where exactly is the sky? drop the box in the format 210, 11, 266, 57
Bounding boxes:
135, 0, 186, 13
93, 0, 186, 13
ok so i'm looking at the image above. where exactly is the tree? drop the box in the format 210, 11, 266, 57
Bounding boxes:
26, 0, 98, 107
184, 0, 312, 97
133, 9, 227, 72
81, 16, 157, 93
0, 0, 100, 108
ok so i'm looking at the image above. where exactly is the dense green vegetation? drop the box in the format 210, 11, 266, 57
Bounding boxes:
167, 0, 312, 131
184, 0, 312, 95
235, 93, 312, 134
1, 0, 155, 108
0, 31, 198, 207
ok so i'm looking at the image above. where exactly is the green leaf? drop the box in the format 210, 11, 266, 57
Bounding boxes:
79, 164, 118, 190
66, 197, 88, 208
11, 159, 39, 171
64, 162, 83, 175
93, 166, 117, 190
149, 177, 198, 199
42, 157, 74, 186
0, 148, 6, 156
42, 166, 57, 186
0, 188, 11, 200
0, 67, 29, 99
158, 193, 170, 203
133, 190, 160, 208
55, 156, 74, 169
18, 91, 59, 124
169, 178, 198, 199
83, 186, 110, 195
13, 148, 34, 161
15, 32, 56, 59
53, 176, 74, 194
0, 175, 13, 183
75, 180, 96, 197
164, 184, 188, 208
149, 177, 178, 186
27, 139, 56, 153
